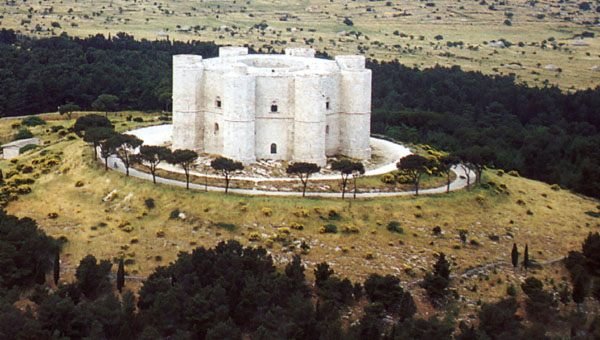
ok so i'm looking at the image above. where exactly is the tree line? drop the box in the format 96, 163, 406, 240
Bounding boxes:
0, 30, 598, 197
0, 30, 218, 116
368, 60, 600, 198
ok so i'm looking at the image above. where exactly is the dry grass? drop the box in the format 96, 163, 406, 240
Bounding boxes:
1, 113, 599, 314
2, 0, 599, 90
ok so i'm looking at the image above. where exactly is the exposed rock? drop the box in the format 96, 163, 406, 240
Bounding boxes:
102, 189, 118, 202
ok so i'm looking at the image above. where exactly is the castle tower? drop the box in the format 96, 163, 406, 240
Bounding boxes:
172, 55, 204, 151
336, 56, 372, 159
293, 75, 327, 166
222, 64, 256, 164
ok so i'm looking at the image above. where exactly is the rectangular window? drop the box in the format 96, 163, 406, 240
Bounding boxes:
326, 101, 330, 110
271, 105, 278, 112
216, 100, 222, 108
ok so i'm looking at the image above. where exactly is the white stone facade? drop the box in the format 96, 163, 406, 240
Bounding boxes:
172, 47, 371, 166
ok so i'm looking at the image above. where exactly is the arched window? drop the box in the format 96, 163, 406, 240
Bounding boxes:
214, 123, 219, 134
270, 143, 277, 154
326, 98, 331, 110
325, 125, 330, 134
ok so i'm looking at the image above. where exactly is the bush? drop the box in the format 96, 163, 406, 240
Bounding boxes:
145, 198, 155, 209
50, 125, 64, 132
508, 170, 520, 177
21, 116, 46, 126
387, 221, 404, 234
327, 209, 341, 220
19, 144, 37, 154
507, 284, 517, 296
133, 117, 144, 123
342, 225, 360, 234
215, 222, 236, 231
320, 224, 338, 234
169, 209, 180, 219
261, 207, 273, 216
14, 128, 34, 140
380, 173, 396, 184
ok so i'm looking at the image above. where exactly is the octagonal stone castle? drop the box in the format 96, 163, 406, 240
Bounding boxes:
172, 47, 371, 166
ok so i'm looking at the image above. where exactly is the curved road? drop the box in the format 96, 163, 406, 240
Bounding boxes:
102, 124, 476, 198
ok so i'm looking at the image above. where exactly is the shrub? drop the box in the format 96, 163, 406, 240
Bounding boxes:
47, 212, 59, 219
380, 173, 396, 184
550, 184, 560, 191
169, 209, 180, 219
327, 209, 341, 220
320, 224, 338, 234
215, 222, 236, 231
145, 198, 155, 209
290, 222, 304, 230
75, 180, 84, 187
387, 221, 404, 234
16, 185, 32, 194
19, 144, 38, 154
507, 284, 517, 296
21, 116, 46, 126
14, 128, 34, 140
248, 232, 261, 241
342, 225, 360, 234
432, 226, 442, 235
20, 165, 33, 174
50, 125, 64, 132
156, 230, 165, 238
133, 117, 144, 123
508, 170, 520, 177
261, 207, 273, 216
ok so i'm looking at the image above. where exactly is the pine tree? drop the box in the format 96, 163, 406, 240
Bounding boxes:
572, 273, 588, 305
523, 244, 529, 270
398, 291, 417, 321
53, 250, 60, 285
511, 243, 519, 268
434, 253, 451, 280
117, 258, 125, 293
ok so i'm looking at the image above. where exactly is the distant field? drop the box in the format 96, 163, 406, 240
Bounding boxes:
1, 0, 599, 90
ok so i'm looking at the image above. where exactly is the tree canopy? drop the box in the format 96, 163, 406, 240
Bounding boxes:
286, 162, 321, 197
210, 157, 243, 193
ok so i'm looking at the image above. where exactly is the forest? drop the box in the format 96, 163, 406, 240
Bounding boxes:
0, 29, 598, 198
1, 210, 599, 339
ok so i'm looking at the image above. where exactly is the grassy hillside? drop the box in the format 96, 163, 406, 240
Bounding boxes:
1, 112, 598, 314
1, 0, 599, 90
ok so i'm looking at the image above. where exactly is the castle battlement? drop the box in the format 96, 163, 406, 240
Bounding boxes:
172, 47, 371, 166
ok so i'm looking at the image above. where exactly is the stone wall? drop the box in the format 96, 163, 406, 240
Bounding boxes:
172, 47, 371, 166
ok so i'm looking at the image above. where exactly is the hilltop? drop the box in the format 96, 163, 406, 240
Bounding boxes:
1, 112, 598, 314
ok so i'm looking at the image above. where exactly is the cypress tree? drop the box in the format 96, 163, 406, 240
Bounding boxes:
117, 258, 125, 293
523, 244, 529, 270
572, 274, 587, 305
53, 250, 60, 285
398, 291, 417, 321
511, 243, 519, 268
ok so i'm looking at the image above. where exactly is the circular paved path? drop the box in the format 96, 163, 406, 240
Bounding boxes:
102, 125, 476, 198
